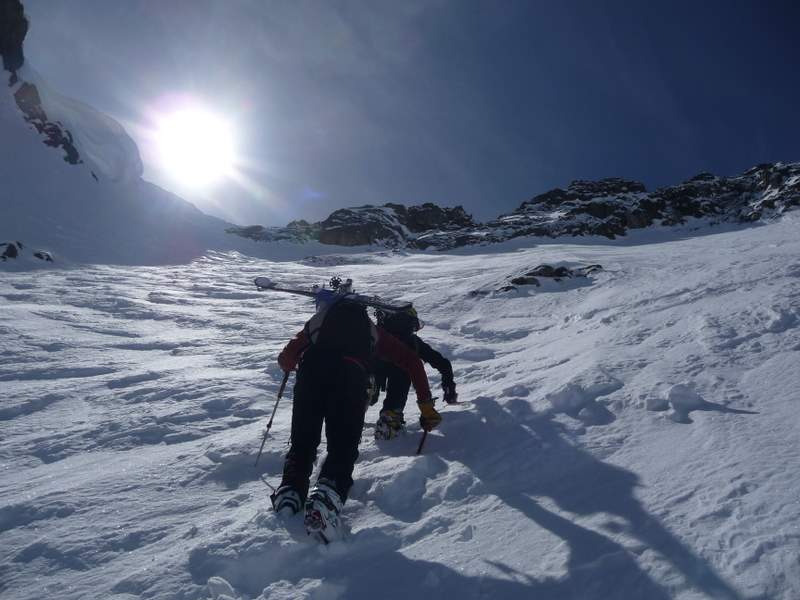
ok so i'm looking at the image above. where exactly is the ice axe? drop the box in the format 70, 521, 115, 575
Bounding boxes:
417, 394, 459, 455
254, 370, 291, 467
416, 397, 439, 455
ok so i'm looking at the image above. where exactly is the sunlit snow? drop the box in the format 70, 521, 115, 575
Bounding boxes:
2, 216, 800, 599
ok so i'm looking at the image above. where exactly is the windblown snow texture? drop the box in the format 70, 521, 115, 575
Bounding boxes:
2, 214, 800, 599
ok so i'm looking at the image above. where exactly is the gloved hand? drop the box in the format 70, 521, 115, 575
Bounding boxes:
277, 352, 296, 372
418, 398, 442, 432
442, 380, 458, 404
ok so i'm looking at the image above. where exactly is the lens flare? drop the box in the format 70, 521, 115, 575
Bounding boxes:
155, 108, 235, 188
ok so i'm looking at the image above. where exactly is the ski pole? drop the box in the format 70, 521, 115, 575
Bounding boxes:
254, 370, 291, 467
416, 430, 428, 455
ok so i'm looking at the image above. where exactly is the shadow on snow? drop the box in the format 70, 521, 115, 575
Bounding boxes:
194, 397, 751, 600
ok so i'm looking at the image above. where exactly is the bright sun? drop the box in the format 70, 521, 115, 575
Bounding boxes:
155, 108, 236, 188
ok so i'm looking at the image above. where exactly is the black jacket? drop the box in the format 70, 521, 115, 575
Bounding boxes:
375, 333, 453, 385
414, 336, 453, 384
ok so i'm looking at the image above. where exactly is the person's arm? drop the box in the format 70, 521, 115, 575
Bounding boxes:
277, 328, 309, 372
417, 336, 458, 403
375, 328, 431, 402
416, 338, 454, 383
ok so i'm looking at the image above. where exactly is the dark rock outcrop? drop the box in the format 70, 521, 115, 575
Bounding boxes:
509, 264, 603, 287
1, 241, 21, 260
1, 241, 55, 263
228, 202, 475, 247
415, 163, 800, 250
469, 263, 604, 296
499, 177, 648, 238
318, 203, 475, 246
404, 203, 474, 232
14, 82, 82, 164
651, 162, 800, 224
0, 0, 28, 80
318, 206, 405, 246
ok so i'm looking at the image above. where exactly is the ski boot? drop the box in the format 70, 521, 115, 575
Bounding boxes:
271, 485, 302, 517
304, 478, 343, 544
374, 409, 405, 440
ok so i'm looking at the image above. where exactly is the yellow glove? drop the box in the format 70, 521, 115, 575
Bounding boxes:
418, 399, 442, 431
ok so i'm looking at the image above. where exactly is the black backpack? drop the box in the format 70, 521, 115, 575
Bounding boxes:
310, 300, 374, 361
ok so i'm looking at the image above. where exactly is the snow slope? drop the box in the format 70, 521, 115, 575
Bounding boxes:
14, 64, 144, 184
1, 66, 335, 267
2, 216, 800, 599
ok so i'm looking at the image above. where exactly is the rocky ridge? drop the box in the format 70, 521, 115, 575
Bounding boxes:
229, 162, 800, 250
229, 202, 474, 247
318, 202, 474, 246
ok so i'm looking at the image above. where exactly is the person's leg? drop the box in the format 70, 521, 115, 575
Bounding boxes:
370, 361, 388, 406
279, 359, 324, 501
381, 364, 412, 413
318, 359, 368, 502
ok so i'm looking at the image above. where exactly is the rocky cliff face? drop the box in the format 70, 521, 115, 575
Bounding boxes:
412, 162, 800, 250
13, 82, 83, 166
229, 203, 475, 246
318, 203, 474, 246
228, 162, 800, 250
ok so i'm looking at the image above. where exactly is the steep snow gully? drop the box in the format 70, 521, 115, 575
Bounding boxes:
2, 217, 800, 600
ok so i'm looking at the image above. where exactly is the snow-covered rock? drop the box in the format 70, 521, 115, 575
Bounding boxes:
15, 65, 144, 183
415, 164, 800, 249
1, 239, 20, 260
317, 202, 474, 246
507, 263, 603, 288
225, 220, 320, 244
1, 240, 54, 266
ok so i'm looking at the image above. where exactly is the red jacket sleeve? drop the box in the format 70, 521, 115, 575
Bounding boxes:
278, 329, 309, 371
376, 328, 432, 402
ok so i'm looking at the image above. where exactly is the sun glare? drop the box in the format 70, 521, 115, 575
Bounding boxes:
155, 108, 236, 188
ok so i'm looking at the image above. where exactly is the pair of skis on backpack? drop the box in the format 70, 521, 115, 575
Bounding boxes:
254, 277, 412, 313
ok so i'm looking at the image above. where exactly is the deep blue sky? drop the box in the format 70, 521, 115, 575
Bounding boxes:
23, 0, 800, 225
